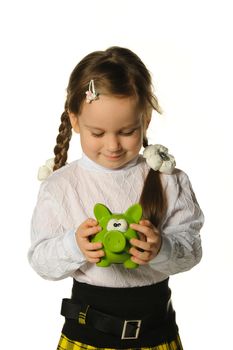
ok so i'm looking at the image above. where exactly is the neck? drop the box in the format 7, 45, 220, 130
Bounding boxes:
80, 153, 140, 173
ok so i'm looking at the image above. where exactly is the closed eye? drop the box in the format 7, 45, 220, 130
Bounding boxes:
91, 132, 105, 137
119, 128, 138, 136
90, 127, 139, 138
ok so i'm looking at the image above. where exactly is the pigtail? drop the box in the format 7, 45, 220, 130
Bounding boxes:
139, 170, 167, 228
53, 108, 72, 171
140, 137, 167, 228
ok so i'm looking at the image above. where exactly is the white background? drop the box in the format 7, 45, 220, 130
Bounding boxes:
0, 0, 232, 349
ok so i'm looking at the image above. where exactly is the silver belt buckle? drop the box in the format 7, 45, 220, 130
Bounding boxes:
121, 319, 142, 339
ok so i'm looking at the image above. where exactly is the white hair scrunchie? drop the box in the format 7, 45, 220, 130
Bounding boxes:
37, 158, 55, 181
143, 144, 176, 174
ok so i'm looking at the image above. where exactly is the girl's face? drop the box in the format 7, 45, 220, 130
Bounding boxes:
69, 95, 146, 169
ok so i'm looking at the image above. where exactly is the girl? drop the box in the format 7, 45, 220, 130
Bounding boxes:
29, 46, 204, 349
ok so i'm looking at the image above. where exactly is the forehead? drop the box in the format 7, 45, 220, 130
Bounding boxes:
79, 95, 142, 127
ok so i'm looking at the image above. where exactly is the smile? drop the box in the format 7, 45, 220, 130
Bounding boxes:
104, 153, 124, 160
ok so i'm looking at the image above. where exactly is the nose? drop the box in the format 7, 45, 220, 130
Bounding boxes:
106, 134, 121, 152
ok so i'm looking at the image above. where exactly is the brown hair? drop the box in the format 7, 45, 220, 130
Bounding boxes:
53, 46, 167, 227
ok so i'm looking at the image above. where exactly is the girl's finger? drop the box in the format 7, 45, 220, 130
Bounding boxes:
139, 219, 154, 228
87, 218, 98, 225
79, 225, 101, 238
85, 249, 105, 259
130, 246, 152, 261
82, 241, 103, 251
130, 223, 159, 239
130, 256, 148, 265
130, 238, 153, 252
87, 257, 103, 263
80, 218, 99, 229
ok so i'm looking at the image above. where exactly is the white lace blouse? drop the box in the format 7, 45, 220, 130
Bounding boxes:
28, 154, 204, 287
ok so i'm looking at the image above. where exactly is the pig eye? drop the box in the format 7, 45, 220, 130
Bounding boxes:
107, 219, 128, 232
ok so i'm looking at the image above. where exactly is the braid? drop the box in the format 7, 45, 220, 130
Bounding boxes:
139, 169, 167, 228
140, 137, 167, 228
53, 110, 72, 171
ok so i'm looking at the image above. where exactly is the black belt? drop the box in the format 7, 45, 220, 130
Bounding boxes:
61, 298, 175, 340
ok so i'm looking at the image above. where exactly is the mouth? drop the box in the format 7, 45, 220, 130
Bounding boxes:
104, 153, 124, 161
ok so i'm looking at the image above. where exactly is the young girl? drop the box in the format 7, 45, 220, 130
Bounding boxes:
29, 46, 204, 350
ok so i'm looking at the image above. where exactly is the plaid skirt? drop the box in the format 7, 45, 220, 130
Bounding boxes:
57, 333, 183, 350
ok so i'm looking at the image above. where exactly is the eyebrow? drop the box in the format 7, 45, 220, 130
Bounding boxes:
84, 125, 104, 131
84, 123, 141, 131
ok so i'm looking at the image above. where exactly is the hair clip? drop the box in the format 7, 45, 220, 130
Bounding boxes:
143, 144, 176, 174
85, 79, 99, 103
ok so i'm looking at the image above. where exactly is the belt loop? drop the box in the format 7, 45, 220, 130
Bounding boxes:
78, 305, 90, 325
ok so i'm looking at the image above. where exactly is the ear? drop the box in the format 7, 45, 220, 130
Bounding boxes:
146, 117, 151, 129
125, 204, 142, 223
142, 114, 151, 143
94, 203, 112, 221
143, 114, 151, 131
68, 111, 80, 134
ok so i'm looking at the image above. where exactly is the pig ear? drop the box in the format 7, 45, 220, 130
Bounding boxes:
94, 203, 112, 221
125, 204, 142, 223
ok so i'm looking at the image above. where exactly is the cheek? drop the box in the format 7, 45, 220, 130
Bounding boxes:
122, 137, 141, 153
127, 131, 143, 148
80, 134, 101, 152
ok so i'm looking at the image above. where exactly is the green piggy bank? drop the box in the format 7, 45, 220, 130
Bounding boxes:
92, 203, 142, 269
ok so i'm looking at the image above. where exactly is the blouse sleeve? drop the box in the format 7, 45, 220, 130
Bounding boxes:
28, 180, 86, 280
149, 170, 204, 275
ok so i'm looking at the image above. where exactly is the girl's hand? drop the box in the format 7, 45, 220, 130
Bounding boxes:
75, 219, 104, 263
129, 220, 162, 265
